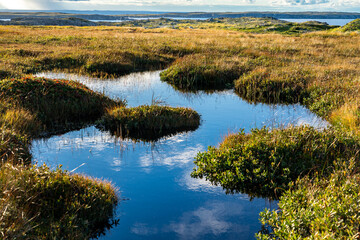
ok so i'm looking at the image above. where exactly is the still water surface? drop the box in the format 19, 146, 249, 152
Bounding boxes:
33, 71, 327, 239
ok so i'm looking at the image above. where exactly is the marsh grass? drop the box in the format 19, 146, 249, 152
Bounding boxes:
98, 105, 200, 141
0, 76, 122, 135
160, 55, 248, 91
191, 126, 360, 199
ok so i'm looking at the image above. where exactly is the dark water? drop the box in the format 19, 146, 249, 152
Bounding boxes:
280, 18, 355, 26
33, 71, 327, 240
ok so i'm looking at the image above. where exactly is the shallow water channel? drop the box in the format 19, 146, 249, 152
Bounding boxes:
33, 71, 327, 239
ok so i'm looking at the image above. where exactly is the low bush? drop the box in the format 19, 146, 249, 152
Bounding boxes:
99, 105, 201, 141
191, 126, 360, 199
257, 160, 360, 239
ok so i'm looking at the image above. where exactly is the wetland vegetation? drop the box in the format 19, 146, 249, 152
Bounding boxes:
98, 105, 200, 141
0, 16, 360, 238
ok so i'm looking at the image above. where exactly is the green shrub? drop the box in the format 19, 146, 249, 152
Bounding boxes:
191, 126, 360, 199
99, 105, 200, 141
0, 163, 118, 239
257, 160, 360, 239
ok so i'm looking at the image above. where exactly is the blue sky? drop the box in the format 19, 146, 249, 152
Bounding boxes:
0, 0, 359, 12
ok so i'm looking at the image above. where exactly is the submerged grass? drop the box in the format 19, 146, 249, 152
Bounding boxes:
99, 105, 200, 141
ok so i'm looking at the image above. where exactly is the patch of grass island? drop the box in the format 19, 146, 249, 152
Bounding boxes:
98, 105, 201, 141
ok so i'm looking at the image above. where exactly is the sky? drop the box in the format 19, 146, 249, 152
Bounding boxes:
0, 0, 360, 12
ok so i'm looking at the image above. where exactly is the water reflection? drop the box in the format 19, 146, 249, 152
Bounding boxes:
33, 71, 327, 239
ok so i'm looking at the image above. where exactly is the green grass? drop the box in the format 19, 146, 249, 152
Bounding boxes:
98, 105, 201, 141
191, 126, 360, 199
0, 163, 118, 239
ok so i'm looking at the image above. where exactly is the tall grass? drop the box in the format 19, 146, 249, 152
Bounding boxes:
0, 76, 122, 135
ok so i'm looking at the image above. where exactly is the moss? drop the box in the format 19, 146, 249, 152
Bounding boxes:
98, 105, 201, 141
191, 126, 360, 199
0, 163, 118, 239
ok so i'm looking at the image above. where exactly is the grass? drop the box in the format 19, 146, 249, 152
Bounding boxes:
160, 54, 248, 91
191, 126, 360, 199
98, 105, 201, 141
0, 163, 118, 239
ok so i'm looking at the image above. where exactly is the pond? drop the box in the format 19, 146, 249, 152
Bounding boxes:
33, 71, 327, 239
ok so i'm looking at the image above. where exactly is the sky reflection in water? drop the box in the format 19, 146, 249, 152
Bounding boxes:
33, 71, 327, 239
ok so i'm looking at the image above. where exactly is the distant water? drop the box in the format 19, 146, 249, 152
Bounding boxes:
0, 19, 11, 21
281, 18, 355, 26
89, 18, 354, 26
90, 17, 209, 22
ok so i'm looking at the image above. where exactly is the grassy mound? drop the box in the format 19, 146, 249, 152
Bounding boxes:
160, 55, 247, 91
191, 126, 360, 199
258, 160, 360, 239
0, 163, 118, 239
235, 67, 311, 104
341, 18, 360, 32
99, 105, 201, 141
0, 77, 121, 134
